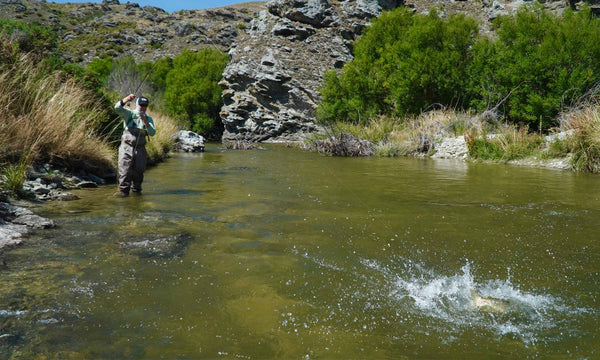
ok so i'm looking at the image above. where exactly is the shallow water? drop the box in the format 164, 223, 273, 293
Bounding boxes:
1, 144, 599, 359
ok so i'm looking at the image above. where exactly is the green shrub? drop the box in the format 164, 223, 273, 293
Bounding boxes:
468, 6, 600, 130
317, 8, 479, 124
164, 48, 228, 137
318, 5, 600, 134
0, 18, 57, 56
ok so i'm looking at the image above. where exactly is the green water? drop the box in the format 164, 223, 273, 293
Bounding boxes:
1, 144, 598, 359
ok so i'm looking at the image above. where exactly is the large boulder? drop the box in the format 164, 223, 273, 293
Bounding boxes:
173, 130, 206, 152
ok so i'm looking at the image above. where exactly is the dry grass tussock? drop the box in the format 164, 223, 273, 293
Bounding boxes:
318, 109, 491, 157
0, 56, 114, 175
145, 111, 178, 164
557, 102, 600, 172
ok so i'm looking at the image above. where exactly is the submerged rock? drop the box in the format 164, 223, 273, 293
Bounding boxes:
119, 232, 194, 259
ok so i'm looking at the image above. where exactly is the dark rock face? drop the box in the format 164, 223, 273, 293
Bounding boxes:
219, 0, 403, 143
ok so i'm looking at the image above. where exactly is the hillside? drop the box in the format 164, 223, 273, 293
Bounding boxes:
0, 0, 266, 63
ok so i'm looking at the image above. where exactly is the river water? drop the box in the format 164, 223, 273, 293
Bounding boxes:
1, 144, 599, 359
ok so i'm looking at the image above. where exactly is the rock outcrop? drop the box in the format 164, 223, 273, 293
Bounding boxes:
0, 164, 113, 251
219, 0, 403, 142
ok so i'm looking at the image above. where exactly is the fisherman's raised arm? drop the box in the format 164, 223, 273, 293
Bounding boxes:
114, 94, 136, 121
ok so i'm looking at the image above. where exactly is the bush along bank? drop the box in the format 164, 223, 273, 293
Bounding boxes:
307, 104, 598, 173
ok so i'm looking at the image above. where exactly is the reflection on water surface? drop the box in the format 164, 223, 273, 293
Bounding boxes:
1, 144, 598, 359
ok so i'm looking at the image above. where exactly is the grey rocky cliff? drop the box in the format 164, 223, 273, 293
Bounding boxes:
219, 0, 403, 142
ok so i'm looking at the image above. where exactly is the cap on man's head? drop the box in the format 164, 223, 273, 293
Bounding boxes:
138, 97, 149, 106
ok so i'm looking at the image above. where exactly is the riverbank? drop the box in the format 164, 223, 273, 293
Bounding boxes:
0, 131, 205, 259
306, 107, 594, 172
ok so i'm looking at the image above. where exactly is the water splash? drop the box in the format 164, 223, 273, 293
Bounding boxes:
361, 258, 586, 345
294, 250, 592, 346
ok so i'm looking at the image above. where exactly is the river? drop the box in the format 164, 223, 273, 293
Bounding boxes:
1, 144, 598, 359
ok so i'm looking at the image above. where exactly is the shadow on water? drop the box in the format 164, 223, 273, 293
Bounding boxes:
1, 144, 599, 359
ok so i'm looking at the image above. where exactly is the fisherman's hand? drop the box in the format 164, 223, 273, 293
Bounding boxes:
123, 94, 136, 103
140, 112, 150, 128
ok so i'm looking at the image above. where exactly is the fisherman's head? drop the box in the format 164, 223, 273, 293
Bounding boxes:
137, 96, 149, 111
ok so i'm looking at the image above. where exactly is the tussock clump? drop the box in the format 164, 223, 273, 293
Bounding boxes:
558, 103, 600, 172
308, 132, 375, 157
0, 55, 114, 175
145, 112, 179, 165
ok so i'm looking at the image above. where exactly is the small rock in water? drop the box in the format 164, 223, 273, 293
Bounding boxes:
76, 181, 98, 188
119, 232, 194, 259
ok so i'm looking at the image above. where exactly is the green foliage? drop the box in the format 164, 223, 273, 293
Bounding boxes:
0, 18, 57, 55
465, 128, 545, 161
0, 160, 28, 198
138, 56, 173, 93
466, 136, 504, 160
319, 6, 600, 133
164, 49, 228, 136
468, 6, 600, 130
541, 139, 569, 160
317, 8, 479, 125
87, 57, 114, 85
88, 50, 226, 137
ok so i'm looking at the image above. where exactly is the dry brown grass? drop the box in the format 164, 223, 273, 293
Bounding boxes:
0, 55, 114, 175
319, 110, 486, 157
145, 111, 179, 164
557, 102, 600, 172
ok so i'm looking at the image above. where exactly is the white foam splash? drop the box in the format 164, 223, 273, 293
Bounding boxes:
363, 258, 583, 344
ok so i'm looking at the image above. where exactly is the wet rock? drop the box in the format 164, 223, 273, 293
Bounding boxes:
0, 202, 54, 229
76, 181, 98, 188
173, 130, 206, 152
0, 219, 28, 248
10, 214, 54, 229
0, 201, 55, 250
0, 333, 19, 346
119, 232, 194, 259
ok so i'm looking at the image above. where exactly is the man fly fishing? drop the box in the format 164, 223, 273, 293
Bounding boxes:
114, 94, 156, 197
